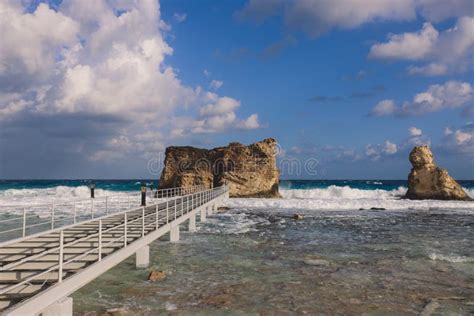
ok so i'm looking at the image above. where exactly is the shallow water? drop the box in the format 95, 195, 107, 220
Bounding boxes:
73, 208, 474, 315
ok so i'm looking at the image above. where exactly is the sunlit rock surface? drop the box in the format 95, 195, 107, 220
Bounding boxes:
158, 138, 280, 198
406, 146, 470, 201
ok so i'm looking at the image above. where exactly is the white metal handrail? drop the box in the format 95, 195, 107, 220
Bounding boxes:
0, 185, 207, 241
0, 185, 227, 298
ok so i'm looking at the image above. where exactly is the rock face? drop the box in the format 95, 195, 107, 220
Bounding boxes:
158, 138, 280, 198
148, 270, 166, 281
406, 146, 470, 201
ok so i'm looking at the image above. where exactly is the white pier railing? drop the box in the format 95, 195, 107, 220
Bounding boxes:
0, 185, 206, 242
0, 185, 228, 315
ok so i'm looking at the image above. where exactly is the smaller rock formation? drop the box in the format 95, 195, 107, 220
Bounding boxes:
406, 146, 471, 201
293, 214, 304, 220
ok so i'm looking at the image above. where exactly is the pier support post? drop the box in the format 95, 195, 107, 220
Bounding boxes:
141, 184, 147, 207
189, 214, 196, 232
135, 245, 150, 268
42, 297, 73, 316
90, 183, 95, 199
170, 224, 180, 242
200, 208, 207, 222
207, 205, 212, 216
213, 203, 218, 212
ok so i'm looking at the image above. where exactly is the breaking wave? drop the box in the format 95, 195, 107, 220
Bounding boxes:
280, 185, 407, 199
0, 184, 473, 214
0, 185, 124, 207
226, 185, 474, 212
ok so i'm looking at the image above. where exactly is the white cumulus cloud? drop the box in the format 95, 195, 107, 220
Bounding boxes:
209, 80, 224, 90
409, 127, 423, 137
370, 16, 474, 75
370, 99, 397, 116
369, 22, 438, 60
383, 140, 398, 154
441, 123, 474, 155
0, 0, 262, 161
371, 81, 473, 116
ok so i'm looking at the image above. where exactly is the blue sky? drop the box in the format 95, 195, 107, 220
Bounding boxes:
0, 0, 473, 179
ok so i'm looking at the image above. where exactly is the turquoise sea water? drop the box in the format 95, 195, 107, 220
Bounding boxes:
1, 179, 473, 192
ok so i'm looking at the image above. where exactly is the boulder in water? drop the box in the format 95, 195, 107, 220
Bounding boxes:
158, 138, 280, 198
405, 146, 471, 201
293, 214, 304, 220
148, 270, 166, 281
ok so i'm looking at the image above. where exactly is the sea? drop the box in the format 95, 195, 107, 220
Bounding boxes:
1, 179, 473, 314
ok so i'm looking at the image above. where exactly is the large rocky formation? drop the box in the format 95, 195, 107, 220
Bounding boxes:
405, 145, 471, 200
158, 138, 280, 198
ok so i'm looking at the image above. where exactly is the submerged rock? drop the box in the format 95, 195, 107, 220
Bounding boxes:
420, 300, 440, 316
104, 307, 131, 316
148, 270, 166, 281
406, 146, 471, 201
158, 138, 281, 198
165, 302, 177, 311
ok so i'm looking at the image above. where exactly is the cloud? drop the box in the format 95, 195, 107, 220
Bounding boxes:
0, 1, 79, 91
236, 0, 472, 42
369, 22, 438, 60
311, 85, 384, 104
239, 113, 261, 129
416, 0, 474, 22
365, 144, 381, 161
235, 0, 283, 24
383, 140, 398, 154
455, 129, 473, 144
407, 127, 430, 145
0, 0, 262, 167
285, 0, 415, 37
200, 96, 239, 117
369, 17, 474, 75
370, 99, 397, 116
237, 0, 421, 37
308, 95, 343, 103
409, 127, 422, 137
260, 36, 297, 59
209, 80, 223, 90
371, 81, 473, 116
172, 96, 261, 136
441, 122, 474, 155
173, 13, 187, 23
350, 91, 374, 99
407, 63, 448, 76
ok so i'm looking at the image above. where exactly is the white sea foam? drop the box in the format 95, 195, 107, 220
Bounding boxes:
225, 185, 474, 213
429, 253, 474, 263
0, 185, 132, 207
281, 185, 407, 199
1, 185, 473, 214
200, 212, 270, 234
